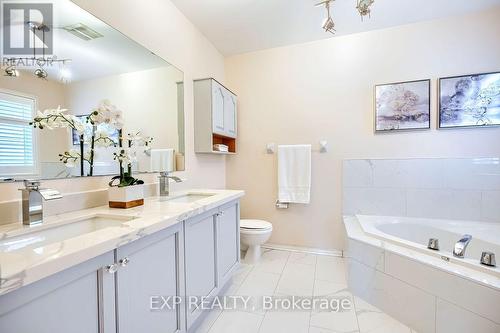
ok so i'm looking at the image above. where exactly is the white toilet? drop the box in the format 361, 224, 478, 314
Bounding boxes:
240, 219, 273, 263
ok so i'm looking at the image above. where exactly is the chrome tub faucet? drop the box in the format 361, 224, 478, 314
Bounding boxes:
453, 234, 472, 258
20, 180, 62, 226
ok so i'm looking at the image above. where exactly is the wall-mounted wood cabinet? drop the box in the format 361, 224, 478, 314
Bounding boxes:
194, 78, 237, 154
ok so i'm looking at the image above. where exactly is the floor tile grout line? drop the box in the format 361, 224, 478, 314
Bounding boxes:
257, 250, 290, 333
352, 293, 363, 333
308, 254, 318, 333
203, 309, 224, 333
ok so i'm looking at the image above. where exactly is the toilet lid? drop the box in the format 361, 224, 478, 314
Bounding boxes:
240, 219, 272, 230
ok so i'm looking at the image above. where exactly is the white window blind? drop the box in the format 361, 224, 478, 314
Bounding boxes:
0, 91, 37, 176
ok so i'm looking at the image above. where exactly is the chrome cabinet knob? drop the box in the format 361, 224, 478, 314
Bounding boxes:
106, 263, 119, 274
119, 257, 130, 267
480, 252, 496, 267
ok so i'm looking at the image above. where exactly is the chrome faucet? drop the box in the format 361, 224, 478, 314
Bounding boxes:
453, 234, 472, 258
158, 172, 182, 197
20, 180, 62, 226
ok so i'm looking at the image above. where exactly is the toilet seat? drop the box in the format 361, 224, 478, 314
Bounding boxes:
240, 219, 272, 231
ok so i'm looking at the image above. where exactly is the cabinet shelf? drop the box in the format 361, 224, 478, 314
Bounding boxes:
194, 78, 237, 154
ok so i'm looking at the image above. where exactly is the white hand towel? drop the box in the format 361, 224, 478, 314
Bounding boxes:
278, 144, 311, 204
150, 148, 175, 172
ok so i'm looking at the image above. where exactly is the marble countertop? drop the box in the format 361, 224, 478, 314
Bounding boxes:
0, 189, 244, 296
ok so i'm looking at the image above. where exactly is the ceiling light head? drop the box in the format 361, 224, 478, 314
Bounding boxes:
34, 67, 48, 80
322, 17, 335, 34
316, 0, 336, 35
4, 65, 19, 78
356, 0, 375, 20
27, 21, 50, 32
59, 67, 72, 84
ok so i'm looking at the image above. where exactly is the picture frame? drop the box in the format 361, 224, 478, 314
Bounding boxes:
374, 79, 431, 132
438, 71, 500, 129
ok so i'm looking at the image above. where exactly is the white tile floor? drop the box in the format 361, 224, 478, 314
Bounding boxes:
194, 249, 420, 333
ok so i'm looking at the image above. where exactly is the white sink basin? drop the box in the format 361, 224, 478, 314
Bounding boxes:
0, 214, 135, 253
166, 193, 215, 203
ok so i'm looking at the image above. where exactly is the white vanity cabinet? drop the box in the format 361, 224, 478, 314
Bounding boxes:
194, 78, 237, 154
216, 201, 240, 285
114, 224, 185, 333
0, 198, 240, 333
0, 251, 116, 333
183, 200, 240, 330
184, 210, 218, 328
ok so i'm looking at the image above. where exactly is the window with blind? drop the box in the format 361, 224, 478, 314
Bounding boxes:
0, 91, 37, 176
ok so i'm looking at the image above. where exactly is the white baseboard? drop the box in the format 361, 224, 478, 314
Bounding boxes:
262, 243, 343, 257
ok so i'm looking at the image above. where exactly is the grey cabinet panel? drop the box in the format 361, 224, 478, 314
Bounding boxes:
184, 211, 217, 327
217, 202, 240, 284
184, 214, 217, 300
116, 224, 184, 333
0, 251, 115, 333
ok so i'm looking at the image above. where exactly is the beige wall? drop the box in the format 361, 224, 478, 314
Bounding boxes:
0, 0, 226, 202
66, 66, 181, 151
225, 9, 500, 250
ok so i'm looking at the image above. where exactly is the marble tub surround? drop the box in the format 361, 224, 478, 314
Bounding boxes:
0, 189, 244, 296
343, 158, 500, 222
344, 216, 500, 333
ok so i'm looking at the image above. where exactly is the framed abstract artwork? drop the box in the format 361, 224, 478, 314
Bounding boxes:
439, 72, 500, 129
375, 79, 431, 132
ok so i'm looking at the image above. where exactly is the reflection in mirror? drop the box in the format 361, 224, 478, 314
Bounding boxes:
0, 0, 184, 182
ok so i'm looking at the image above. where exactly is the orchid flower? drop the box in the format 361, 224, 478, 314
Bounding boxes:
88, 100, 124, 129
31, 106, 85, 135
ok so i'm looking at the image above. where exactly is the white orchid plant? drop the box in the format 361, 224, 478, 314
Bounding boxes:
31, 106, 87, 176
32, 100, 153, 187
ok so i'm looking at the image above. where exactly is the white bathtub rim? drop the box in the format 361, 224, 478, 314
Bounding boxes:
356, 215, 500, 278
357, 214, 500, 246
343, 215, 500, 291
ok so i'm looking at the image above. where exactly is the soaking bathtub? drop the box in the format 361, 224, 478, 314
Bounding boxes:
357, 215, 500, 278
343, 215, 500, 333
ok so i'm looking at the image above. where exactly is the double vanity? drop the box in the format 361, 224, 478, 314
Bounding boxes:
0, 189, 243, 333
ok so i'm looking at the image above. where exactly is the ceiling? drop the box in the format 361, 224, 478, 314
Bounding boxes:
170, 0, 500, 56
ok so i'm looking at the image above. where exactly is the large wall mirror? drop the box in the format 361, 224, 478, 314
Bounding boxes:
0, 0, 185, 182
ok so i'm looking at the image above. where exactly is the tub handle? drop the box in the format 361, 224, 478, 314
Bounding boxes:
480, 252, 496, 267
427, 238, 440, 251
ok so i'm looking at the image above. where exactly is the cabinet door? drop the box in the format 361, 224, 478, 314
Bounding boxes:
223, 90, 237, 138
115, 225, 185, 333
184, 211, 217, 327
0, 252, 116, 333
212, 81, 225, 135
217, 202, 240, 285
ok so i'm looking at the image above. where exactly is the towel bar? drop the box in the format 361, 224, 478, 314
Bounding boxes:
266, 141, 328, 154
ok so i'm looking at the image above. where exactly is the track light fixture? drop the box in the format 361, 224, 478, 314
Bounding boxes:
4, 65, 19, 77
356, 0, 375, 20
6, 21, 71, 81
316, 1, 336, 34
34, 67, 48, 80
316, 0, 375, 35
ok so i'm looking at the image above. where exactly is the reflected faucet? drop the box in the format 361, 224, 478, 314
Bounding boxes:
20, 180, 62, 226
159, 172, 182, 197
453, 234, 472, 258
